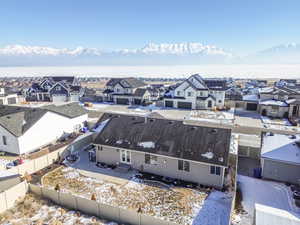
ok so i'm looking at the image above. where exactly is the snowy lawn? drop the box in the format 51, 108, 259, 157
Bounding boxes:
233, 175, 300, 225
261, 116, 291, 126
188, 109, 234, 125
0, 193, 117, 225
42, 166, 211, 225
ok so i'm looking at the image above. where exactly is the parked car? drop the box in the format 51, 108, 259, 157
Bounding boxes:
6, 162, 14, 169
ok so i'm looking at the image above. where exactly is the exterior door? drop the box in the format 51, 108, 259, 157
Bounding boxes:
207, 100, 212, 108
120, 150, 131, 164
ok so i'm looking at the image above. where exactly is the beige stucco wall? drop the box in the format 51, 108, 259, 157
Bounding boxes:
96, 145, 225, 188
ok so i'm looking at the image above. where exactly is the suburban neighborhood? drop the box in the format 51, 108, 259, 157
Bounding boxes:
1, 1, 300, 224
0, 74, 299, 225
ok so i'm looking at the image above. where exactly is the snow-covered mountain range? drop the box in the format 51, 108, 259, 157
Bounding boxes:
0, 42, 299, 66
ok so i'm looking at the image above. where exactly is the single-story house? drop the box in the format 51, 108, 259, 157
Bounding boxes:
258, 100, 289, 118
0, 103, 87, 155
261, 132, 300, 184
94, 113, 232, 188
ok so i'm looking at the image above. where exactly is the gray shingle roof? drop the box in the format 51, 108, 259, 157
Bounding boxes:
94, 113, 231, 166
0, 103, 87, 137
42, 103, 87, 118
107, 78, 146, 89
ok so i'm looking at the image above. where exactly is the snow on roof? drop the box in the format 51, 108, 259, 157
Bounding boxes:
259, 87, 274, 93
242, 94, 259, 102
259, 100, 288, 107
93, 119, 110, 132
261, 133, 300, 164
255, 203, 300, 222
201, 152, 214, 159
137, 141, 155, 148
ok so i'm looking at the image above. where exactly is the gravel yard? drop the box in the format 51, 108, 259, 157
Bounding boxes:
0, 193, 117, 225
42, 166, 210, 225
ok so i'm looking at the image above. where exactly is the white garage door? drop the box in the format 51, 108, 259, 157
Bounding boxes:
52, 95, 67, 103
70, 95, 79, 102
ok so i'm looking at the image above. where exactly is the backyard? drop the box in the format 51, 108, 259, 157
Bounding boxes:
0, 193, 117, 225
42, 166, 224, 225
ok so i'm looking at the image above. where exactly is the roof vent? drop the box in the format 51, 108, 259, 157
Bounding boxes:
191, 126, 197, 130
6, 116, 10, 119
132, 117, 136, 120
149, 118, 154, 122
168, 121, 174, 125
210, 128, 217, 134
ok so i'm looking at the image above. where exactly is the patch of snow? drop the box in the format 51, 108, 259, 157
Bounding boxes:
93, 119, 110, 133
238, 175, 300, 224
116, 140, 123, 144
192, 191, 232, 225
137, 141, 155, 148
201, 152, 214, 159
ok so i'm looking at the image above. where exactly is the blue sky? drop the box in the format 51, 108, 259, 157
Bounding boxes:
1, 0, 300, 54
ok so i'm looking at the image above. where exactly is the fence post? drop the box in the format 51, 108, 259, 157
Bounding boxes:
3, 191, 8, 212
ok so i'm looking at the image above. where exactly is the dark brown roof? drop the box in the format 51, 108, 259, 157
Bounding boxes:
94, 113, 231, 166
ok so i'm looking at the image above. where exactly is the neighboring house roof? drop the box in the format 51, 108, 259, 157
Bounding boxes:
242, 94, 259, 102
0, 103, 87, 136
107, 78, 146, 89
42, 103, 87, 118
261, 133, 300, 165
204, 79, 227, 91
94, 113, 231, 166
259, 100, 288, 107
133, 88, 147, 97
0, 106, 47, 137
44, 76, 76, 84
197, 95, 216, 101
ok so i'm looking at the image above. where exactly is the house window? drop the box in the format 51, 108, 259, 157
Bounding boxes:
218, 100, 222, 103
177, 91, 181, 96
200, 92, 203, 96
178, 160, 190, 172
116, 88, 120, 93
56, 86, 61, 91
210, 166, 221, 175
120, 150, 131, 164
145, 154, 158, 165
188, 92, 192, 97
2, 136, 7, 145
98, 145, 103, 151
